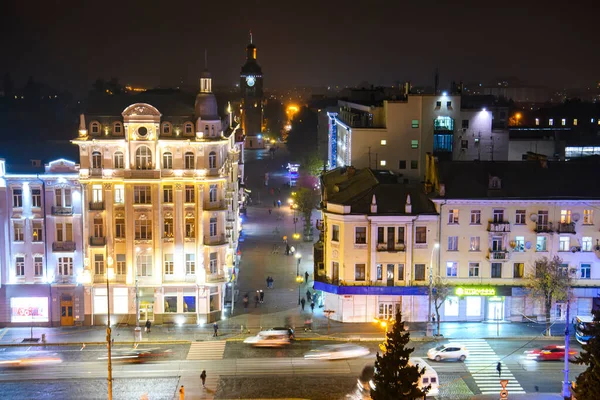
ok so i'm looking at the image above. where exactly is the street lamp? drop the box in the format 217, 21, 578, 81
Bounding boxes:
295, 252, 303, 305
428, 242, 440, 337
372, 317, 390, 335
106, 265, 115, 400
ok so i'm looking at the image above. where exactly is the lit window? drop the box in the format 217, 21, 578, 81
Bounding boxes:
468, 263, 479, 277
559, 236, 570, 252
514, 236, 525, 252
446, 262, 458, 277
536, 236, 547, 252
448, 209, 459, 224
549, 118, 554, 126
411, 120, 419, 128
470, 210, 481, 225
583, 209, 593, 225
411, 140, 419, 149
380, 139, 387, 145
469, 237, 480, 251
535, 118, 540, 126
561, 118, 566, 126
582, 237, 592, 252
573, 119, 578, 126
581, 264, 591, 279
380, 160, 386, 166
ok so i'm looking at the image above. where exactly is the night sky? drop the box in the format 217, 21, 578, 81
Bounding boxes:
2, 0, 597, 94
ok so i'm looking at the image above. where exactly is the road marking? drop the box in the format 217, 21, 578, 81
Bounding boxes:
0, 328, 7, 341
186, 340, 227, 360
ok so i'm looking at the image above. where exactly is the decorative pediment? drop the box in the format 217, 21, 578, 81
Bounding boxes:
164, 211, 173, 218
138, 214, 148, 220
122, 103, 162, 118
185, 212, 195, 219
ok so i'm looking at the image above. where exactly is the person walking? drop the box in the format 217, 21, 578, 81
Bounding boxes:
269, 277, 274, 288
305, 271, 309, 283
200, 370, 207, 389
300, 298, 306, 311
268, 208, 272, 215
145, 319, 152, 333
310, 301, 315, 313
255, 292, 260, 307
306, 289, 312, 302
496, 362, 502, 377
259, 290, 264, 303
213, 322, 219, 337
273, 200, 277, 208
243, 293, 249, 310
266, 277, 270, 288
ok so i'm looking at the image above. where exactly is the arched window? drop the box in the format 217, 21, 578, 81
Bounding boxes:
211, 125, 215, 137
208, 151, 217, 169
90, 122, 100, 135
113, 151, 124, 169
184, 152, 195, 169
92, 151, 102, 169
113, 122, 123, 135
204, 125, 209, 136
184, 122, 193, 135
162, 152, 173, 169
162, 122, 171, 135
135, 146, 152, 170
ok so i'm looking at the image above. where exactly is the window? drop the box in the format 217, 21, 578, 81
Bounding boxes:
186, 217, 196, 238
113, 152, 124, 169
112, 218, 125, 239
31, 189, 41, 208
411, 140, 419, 149
376, 264, 383, 280
135, 146, 152, 170
332, 225, 340, 241
561, 118, 566, 126
469, 236, 480, 251
58, 257, 73, 276
493, 209, 504, 223
514, 236, 525, 252
584, 209, 593, 225
135, 219, 152, 240
32, 221, 43, 241
355, 264, 366, 281
559, 236, 570, 252
34, 256, 44, 276
209, 217, 217, 237
91, 122, 100, 134
397, 264, 404, 280
184, 296, 196, 313
560, 209, 572, 224
574, 118, 578, 126
448, 209, 459, 224
415, 227, 427, 244
185, 122, 193, 134
16, 256, 25, 276
399, 160, 406, 169
114, 185, 124, 204
185, 185, 195, 203
163, 254, 175, 275
377, 227, 385, 244
208, 151, 217, 169
461, 140, 468, 149
470, 210, 481, 225
462, 119, 469, 129
380, 160, 386, 166
513, 262, 524, 278
435, 101, 442, 108
536, 236, 547, 251
549, 118, 554, 126
13, 221, 24, 241
163, 217, 174, 238
446, 101, 452, 108
411, 120, 419, 128
209, 253, 217, 274
445, 297, 459, 316
355, 227, 367, 244
581, 263, 591, 279
116, 254, 126, 276
209, 184, 217, 202
162, 123, 171, 135
134, 186, 151, 204
183, 254, 195, 275
162, 152, 173, 169
12, 188, 22, 208
446, 262, 458, 277
410, 160, 418, 169
137, 254, 152, 276
380, 139, 387, 145
94, 254, 105, 275
414, 264, 426, 281
56, 223, 73, 242
535, 118, 540, 126
582, 237, 593, 252
468, 262, 480, 277
184, 152, 195, 169
397, 227, 405, 244
92, 184, 103, 203
92, 151, 102, 169
515, 209, 526, 224
163, 185, 173, 203
164, 296, 177, 313
466, 297, 481, 317
55, 188, 72, 207
491, 263, 502, 278
114, 122, 122, 134
447, 236, 458, 251
537, 210, 549, 230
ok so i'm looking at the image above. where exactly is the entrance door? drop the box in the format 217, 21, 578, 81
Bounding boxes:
140, 302, 154, 322
488, 300, 504, 321
332, 262, 339, 284
386, 264, 395, 286
60, 296, 74, 326
555, 303, 567, 321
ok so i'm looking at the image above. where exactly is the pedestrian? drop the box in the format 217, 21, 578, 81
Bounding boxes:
310, 301, 315, 313
145, 319, 152, 333
301, 298, 306, 310
255, 292, 260, 307
304, 317, 313, 332
290, 246, 295, 255
266, 277, 270, 288
268, 208, 272, 215
496, 362, 502, 377
273, 200, 277, 208
305, 271, 309, 283
432, 314, 436, 323
286, 244, 290, 255
213, 322, 219, 337
306, 289, 312, 302
200, 370, 207, 388
277, 200, 281, 208
269, 277, 274, 288
260, 290, 264, 303
243, 293, 249, 310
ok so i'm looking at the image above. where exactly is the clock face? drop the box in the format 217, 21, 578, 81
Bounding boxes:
246, 76, 256, 87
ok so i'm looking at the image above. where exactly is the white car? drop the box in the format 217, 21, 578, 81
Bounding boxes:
304, 344, 370, 360
427, 343, 469, 362
243, 330, 291, 347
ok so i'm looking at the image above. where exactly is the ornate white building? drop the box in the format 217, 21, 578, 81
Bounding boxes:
72, 71, 242, 325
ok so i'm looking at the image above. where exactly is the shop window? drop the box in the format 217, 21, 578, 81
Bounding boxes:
466, 297, 481, 317
11, 297, 49, 322
113, 288, 128, 314
209, 286, 219, 312
445, 296, 459, 316
94, 288, 107, 314
355, 264, 366, 281
184, 296, 196, 313
164, 296, 177, 313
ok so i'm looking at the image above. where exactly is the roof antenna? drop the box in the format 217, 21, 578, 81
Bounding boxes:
250, 30, 253, 44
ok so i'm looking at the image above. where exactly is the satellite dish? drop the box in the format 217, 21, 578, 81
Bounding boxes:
572, 213, 581, 222
525, 241, 532, 249
530, 213, 538, 222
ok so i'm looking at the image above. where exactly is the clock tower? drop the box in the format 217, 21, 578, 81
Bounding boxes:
240, 34, 264, 149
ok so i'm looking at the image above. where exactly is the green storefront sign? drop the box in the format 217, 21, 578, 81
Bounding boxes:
455, 287, 496, 296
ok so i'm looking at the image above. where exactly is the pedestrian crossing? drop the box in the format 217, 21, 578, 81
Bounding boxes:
449, 338, 525, 395
186, 340, 227, 360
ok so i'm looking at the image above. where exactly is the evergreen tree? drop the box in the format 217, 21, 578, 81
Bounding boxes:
574, 308, 600, 398
371, 311, 428, 400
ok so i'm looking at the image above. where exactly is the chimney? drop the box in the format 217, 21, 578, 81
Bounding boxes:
78, 114, 88, 137
405, 194, 412, 214
370, 194, 377, 214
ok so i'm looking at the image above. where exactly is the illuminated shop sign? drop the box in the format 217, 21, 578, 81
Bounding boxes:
455, 287, 496, 296
10, 297, 49, 322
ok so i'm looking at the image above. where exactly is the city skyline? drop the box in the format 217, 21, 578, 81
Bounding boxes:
2, 0, 598, 95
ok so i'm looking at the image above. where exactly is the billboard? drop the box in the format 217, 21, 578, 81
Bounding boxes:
10, 297, 49, 322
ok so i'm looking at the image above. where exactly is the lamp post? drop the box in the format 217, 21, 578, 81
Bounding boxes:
295, 252, 303, 305
428, 243, 440, 337
106, 265, 115, 400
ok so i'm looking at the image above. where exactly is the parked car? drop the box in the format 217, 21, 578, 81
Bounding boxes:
305, 344, 370, 360
427, 343, 469, 362
525, 345, 577, 361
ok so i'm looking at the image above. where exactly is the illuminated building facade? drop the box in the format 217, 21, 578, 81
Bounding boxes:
240, 36, 264, 149
0, 158, 85, 326
73, 72, 242, 325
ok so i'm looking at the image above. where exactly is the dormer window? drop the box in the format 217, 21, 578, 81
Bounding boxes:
162, 122, 171, 135
489, 176, 501, 189
90, 122, 100, 134
184, 122, 193, 135
113, 122, 122, 135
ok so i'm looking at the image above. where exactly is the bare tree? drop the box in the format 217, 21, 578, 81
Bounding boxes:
432, 277, 450, 336
525, 255, 571, 336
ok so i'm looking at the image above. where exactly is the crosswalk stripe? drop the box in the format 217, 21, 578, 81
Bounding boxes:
186, 340, 227, 360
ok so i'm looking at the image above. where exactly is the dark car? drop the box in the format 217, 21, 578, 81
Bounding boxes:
270, 327, 295, 340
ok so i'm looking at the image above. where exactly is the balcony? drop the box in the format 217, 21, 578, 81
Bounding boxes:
52, 241, 76, 252
204, 234, 227, 246
376, 243, 406, 252
51, 206, 73, 216
163, 274, 198, 283
206, 273, 226, 283
204, 200, 227, 210
124, 169, 160, 179
557, 222, 576, 234
207, 167, 220, 176
90, 168, 103, 177
226, 212, 236, 222
488, 222, 511, 232
55, 275, 76, 284
89, 201, 105, 211
534, 222, 554, 233
89, 236, 106, 246
489, 250, 510, 261
94, 274, 126, 283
